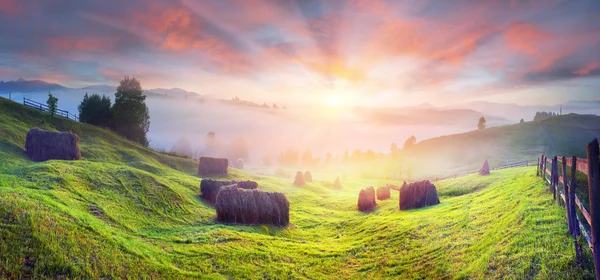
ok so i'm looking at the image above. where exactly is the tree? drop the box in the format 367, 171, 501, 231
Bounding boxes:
301, 149, 313, 166
520, 119, 525, 124
112, 77, 150, 146
403, 136, 416, 150
78, 93, 113, 127
343, 149, 349, 163
46, 91, 58, 118
533, 111, 558, 121
477, 116, 486, 130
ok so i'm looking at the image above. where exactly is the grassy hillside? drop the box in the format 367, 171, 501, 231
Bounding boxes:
402, 114, 600, 179
0, 98, 594, 279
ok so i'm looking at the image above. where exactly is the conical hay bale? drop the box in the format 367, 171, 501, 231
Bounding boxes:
198, 157, 229, 176
399, 180, 440, 210
294, 171, 305, 186
479, 160, 490, 175
333, 176, 342, 189
357, 186, 376, 212
376, 185, 391, 200
25, 128, 81, 162
304, 171, 313, 182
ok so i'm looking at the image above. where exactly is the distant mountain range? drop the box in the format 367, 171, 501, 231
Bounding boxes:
0, 78, 67, 92
0, 78, 200, 97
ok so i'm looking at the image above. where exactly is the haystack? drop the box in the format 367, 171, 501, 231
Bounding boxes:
215, 186, 290, 226
479, 160, 490, 175
333, 176, 342, 189
233, 158, 244, 169
399, 180, 440, 210
304, 171, 313, 182
198, 157, 228, 176
376, 185, 391, 200
236, 180, 258, 190
25, 128, 81, 162
200, 179, 236, 204
294, 171, 305, 186
357, 186, 376, 212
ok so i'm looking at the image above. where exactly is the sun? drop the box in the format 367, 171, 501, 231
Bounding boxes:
327, 95, 343, 107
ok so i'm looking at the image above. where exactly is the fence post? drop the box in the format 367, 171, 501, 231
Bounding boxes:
586, 138, 600, 279
571, 156, 583, 262
562, 156, 571, 231
552, 156, 558, 202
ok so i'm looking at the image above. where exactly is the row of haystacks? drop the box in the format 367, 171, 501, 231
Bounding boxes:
357, 186, 376, 212
215, 186, 290, 226
25, 128, 81, 162
357, 181, 440, 212
293, 171, 313, 186
198, 157, 228, 176
399, 180, 440, 210
376, 185, 391, 200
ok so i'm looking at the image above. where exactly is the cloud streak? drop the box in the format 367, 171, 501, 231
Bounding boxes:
0, 0, 598, 105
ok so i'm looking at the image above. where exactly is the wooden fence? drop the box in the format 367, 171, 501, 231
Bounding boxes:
538, 138, 600, 279
23, 97, 78, 121
429, 160, 532, 182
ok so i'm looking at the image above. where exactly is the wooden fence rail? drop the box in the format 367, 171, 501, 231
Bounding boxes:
22, 97, 78, 121
538, 138, 600, 279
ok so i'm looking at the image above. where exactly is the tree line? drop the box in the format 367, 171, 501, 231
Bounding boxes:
78, 77, 150, 146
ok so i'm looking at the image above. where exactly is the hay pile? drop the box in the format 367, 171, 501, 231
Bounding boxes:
333, 176, 342, 189
25, 128, 81, 162
200, 179, 236, 204
399, 180, 440, 210
357, 186, 376, 212
294, 171, 305, 186
198, 157, 228, 176
479, 160, 490, 175
215, 186, 289, 226
236, 180, 258, 190
233, 158, 244, 169
304, 171, 313, 182
376, 185, 391, 200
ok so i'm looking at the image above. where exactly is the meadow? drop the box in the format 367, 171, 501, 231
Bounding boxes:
0, 98, 595, 279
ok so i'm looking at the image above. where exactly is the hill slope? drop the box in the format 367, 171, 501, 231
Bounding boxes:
401, 114, 600, 179
0, 98, 593, 279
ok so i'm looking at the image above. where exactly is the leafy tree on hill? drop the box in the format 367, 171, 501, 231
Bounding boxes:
478, 116, 486, 130
403, 136, 416, 150
46, 91, 58, 118
520, 119, 525, 124
78, 93, 113, 128
112, 77, 150, 147
170, 137, 193, 157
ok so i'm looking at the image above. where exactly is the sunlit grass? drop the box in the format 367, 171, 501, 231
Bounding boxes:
0, 98, 594, 279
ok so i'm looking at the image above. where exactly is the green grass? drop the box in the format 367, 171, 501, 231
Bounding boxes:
0, 98, 595, 279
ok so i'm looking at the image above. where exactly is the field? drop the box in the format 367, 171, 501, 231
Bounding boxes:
0, 98, 595, 279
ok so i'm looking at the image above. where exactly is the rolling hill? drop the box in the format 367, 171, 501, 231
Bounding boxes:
401, 114, 600, 179
0, 97, 593, 279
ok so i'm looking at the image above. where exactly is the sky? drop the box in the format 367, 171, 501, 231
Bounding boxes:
1, 0, 599, 107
